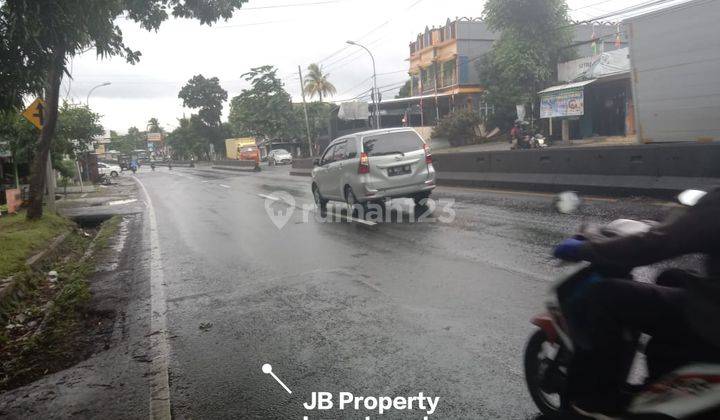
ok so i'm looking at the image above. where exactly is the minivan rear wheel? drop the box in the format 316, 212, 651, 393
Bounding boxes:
345, 186, 365, 217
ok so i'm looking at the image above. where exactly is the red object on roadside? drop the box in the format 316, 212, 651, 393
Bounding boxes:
5, 188, 21, 214
358, 152, 370, 174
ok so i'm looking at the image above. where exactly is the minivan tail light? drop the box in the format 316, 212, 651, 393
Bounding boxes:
358, 152, 370, 174
423, 143, 432, 164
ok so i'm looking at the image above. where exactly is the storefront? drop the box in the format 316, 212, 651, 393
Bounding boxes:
540, 48, 635, 142
540, 76, 634, 142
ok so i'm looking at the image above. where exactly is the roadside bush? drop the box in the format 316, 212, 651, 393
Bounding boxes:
56, 159, 77, 180
432, 111, 482, 147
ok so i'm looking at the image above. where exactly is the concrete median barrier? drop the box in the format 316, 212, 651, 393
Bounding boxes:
433, 143, 720, 198
212, 159, 260, 172
290, 158, 314, 177
157, 160, 195, 168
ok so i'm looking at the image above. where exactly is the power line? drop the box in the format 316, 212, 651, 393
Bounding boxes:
316, 0, 427, 66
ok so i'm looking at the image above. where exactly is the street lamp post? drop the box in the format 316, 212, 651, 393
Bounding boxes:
346, 41, 380, 129
86, 81, 111, 107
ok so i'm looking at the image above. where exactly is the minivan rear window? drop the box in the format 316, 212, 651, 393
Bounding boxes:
362, 132, 423, 157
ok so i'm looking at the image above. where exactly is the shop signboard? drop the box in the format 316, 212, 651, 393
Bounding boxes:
540, 88, 585, 118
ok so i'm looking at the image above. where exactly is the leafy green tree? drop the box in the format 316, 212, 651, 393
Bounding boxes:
290, 102, 331, 140
0, 112, 37, 188
165, 116, 207, 160
110, 127, 146, 155
479, 0, 574, 129
396, 80, 412, 99
303, 63, 336, 102
0, 0, 247, 219
53, 102, 104, 159
178, 75, 227, 155
178, 75, 227, 127
432, 110, 482, 147
229, 66, 294, 141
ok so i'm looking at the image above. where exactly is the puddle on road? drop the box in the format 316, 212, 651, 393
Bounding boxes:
257, 183, 306, 197
107, 198, 137, 206
96, 217, 131, 272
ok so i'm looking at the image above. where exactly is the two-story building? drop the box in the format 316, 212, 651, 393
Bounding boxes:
376, 18, 626, 127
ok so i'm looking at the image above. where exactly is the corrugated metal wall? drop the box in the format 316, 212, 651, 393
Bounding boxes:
628, 0, 720, 142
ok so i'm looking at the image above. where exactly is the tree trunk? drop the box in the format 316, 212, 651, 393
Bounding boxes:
319, 92, 323, 103
26, 49, 64, 220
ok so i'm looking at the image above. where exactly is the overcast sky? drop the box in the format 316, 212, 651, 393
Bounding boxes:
60, 0, 686, 134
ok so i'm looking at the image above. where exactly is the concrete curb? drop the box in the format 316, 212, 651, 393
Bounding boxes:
212, 165, 261, 172
25, 231, 71, 270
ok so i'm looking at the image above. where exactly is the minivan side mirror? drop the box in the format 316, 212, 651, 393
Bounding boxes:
313, 158, 321, 166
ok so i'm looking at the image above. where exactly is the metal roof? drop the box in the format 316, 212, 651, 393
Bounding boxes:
538, 79, 596, 95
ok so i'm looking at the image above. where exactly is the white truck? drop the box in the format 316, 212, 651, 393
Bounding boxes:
626, 0, 720, 143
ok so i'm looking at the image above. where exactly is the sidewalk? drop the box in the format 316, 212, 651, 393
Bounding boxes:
56, 175, 144, 223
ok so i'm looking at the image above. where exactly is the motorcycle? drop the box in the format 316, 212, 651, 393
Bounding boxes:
524, 189, 720, 419
530, 133, 548, 148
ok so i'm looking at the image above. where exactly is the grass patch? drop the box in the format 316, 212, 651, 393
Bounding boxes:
93, 215, 121, 250
0, 211, 73, 278
0, 216, 121, 391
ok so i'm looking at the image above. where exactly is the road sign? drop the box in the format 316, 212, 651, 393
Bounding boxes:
22, 98, 45, 129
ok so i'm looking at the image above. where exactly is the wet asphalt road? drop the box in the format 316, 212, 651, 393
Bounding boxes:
134, 164, 679, 419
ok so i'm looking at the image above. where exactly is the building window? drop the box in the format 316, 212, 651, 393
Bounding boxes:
442, 61, 455, 87
458, 55, 470, 85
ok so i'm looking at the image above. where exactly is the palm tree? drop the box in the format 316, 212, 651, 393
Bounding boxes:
303, 63, 336, 102
147, 117, 161, 133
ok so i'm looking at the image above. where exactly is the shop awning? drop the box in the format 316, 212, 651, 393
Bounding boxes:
538, 79, 596, 95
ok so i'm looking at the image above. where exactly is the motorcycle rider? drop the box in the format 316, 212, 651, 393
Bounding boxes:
553, 187, 720, 418
510, 120, 530, 149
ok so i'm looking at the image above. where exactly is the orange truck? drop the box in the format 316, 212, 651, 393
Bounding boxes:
225, 137, 259, 164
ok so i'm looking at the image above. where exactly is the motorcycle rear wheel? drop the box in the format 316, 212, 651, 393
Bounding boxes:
524, 329, 568, 418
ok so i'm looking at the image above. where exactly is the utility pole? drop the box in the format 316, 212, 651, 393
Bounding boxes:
298, 65, 313, 157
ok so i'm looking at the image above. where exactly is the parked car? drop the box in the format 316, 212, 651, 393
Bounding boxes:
97, 162, 121, 178
311, 128, 435, 210
268, 149, 293, 165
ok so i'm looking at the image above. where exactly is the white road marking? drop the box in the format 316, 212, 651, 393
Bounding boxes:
107, 198, 138, 206
201, 180, 209, 183
219, 184, 231, 189
257, 193, 280, 201
132, 176, 172, 420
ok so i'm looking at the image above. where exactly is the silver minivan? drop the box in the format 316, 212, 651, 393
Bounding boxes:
311, 128, 436, 210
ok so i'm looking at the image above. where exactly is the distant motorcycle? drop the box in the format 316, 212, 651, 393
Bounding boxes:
530, 133, 548, 148
513, 133, 547, 149
524, 190, 720, 419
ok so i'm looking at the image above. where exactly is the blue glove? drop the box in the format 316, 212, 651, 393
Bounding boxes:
553, 238, 586, 261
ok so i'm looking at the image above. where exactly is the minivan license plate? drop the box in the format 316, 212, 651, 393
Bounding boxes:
388, 165, 411, 177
